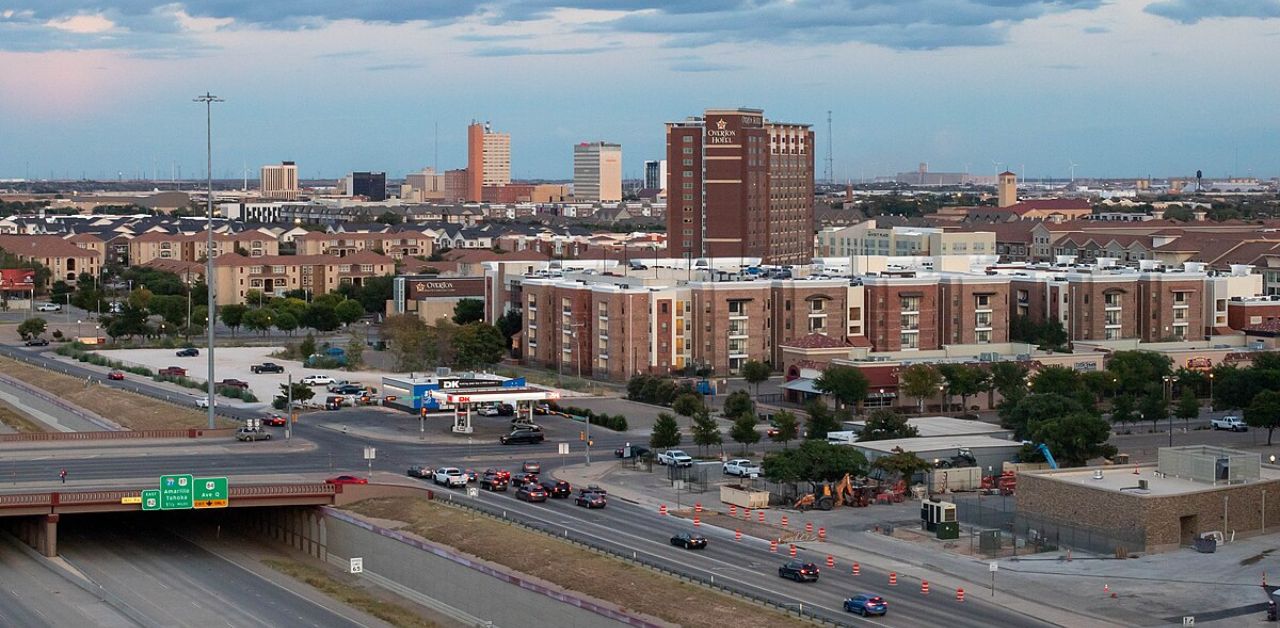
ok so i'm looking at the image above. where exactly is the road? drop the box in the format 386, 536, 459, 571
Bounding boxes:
0, 533, 138, 627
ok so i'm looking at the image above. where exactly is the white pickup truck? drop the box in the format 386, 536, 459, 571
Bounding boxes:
657, 450, 694, 467
1211, 416, 1247, 432
433, 467, 468, 488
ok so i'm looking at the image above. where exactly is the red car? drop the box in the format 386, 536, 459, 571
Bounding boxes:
325, 475, 368, 485
262, 414, 287, 427
107, 371, 125, 381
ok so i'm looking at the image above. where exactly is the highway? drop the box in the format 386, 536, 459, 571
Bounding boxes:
0, 342, 1058, 627
0, 533, 138, 627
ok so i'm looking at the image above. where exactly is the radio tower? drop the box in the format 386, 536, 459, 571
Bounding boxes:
824, 110, 834, 184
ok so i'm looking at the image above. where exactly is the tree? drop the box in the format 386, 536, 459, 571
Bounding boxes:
721, 390, 754, 420
871, 448, 933, 482
990, 361, 1030, 405
799, 440, 869, 481
672, 393, 704, 418
690, 409, 722, 456
1106, 350, 1173, 397
1026, 412, 1118, 467
301, 303, 340, 332
899, 364, 943, 413
1138, 392, 1168, 432
804, 399, 842, 440
730, 413, 761, 454
276, 381, 315, 407
452, 322, 505, 369
273, 310, 298, 336
814, 365, 869, 411
740, 360, 771, 399
220, 303, 247, 336
1246, 390, 1280, 446
357, 276, 395, 313
999, 393, 1086, 440
1175, 391, 1200, 430
335, 299, 364, 326
375, 210, 403, 225
650, 412, 682, 450
1109, 394, 1136, 432
242, 307, 274, 335
859, 409, 919, 441
770, 410, 799, 448
345, 335, 365, 369
495, 309, 522, 352
300, 333, 317, 361
17, 317, 46, 340
381, 315, 434, 371
452, 298, 485, 325
938, 363, 990, 413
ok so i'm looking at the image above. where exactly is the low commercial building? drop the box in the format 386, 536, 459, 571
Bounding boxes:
847, 435, 1024, 474
380, 373, 523, 413
844, 416, 1012, 439
390, 275, 486, 322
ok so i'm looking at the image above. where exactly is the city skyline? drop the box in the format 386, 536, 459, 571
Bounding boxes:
2, 1, 1280, 181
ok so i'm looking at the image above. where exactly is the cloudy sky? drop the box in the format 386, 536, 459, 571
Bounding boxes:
1, 1, 1278, 182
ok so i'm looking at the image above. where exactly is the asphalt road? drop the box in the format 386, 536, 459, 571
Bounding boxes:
0, 533, 138, 627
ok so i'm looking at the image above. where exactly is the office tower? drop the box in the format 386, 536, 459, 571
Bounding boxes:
998, 171, 1017, 208
467, 120, 510, 202
643, 159, 667, 192
345, 172, 387, 201
260, 161, 298, 200
666, 107, 814, 264
573, 142, 622, 202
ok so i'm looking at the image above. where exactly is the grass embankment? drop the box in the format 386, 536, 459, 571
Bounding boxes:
0, 401, 49, 433
347, 497, 809, 628
261, 558, 440, 628
0, 356, 237, 430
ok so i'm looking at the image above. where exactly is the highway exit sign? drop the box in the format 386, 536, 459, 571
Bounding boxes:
159, 474, 194, 510
193, 477, 229, 509
141, 490, 160, 511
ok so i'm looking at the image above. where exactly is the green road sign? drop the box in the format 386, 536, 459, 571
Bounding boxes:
193, 477, 229, 509
159, 474, 194, 510
141, 490, 160, 511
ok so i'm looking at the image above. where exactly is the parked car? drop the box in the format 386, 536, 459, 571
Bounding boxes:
516, 484, 548, 502
326, 380, 352, 392
158, 366, 187, 377
331, 384, 365, 396
778, 561, 820, 582
522, 461, 542, 474
106, 370, 125, 381
251, 362, 284, 374
24, 337, 49, 347
615, 444, 650, 459
261, 413, 287, 427
480, 405, 502, 417
657, 450, 694, 467
301, 374, 335, 386
723, 459, 761, 477
175, 347, 199, 357
575, 491, 606, 508
433, 467, 468, 488
670, 532, 707, 549
324, 396, 345, 411
539, 479, 571, 498
406, 465, 433, 479
325, 475, 368, 485
480, 473, 509, 491
1211, 416, 1248, 432
235, 428, 271, 441
843, 594, 887, 616
500, 430, 544, 445
36, 303, 61, 312
219, 378, 250, 390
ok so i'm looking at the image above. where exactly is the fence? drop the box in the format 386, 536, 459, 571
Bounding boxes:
953, 493, 1016, 530
1013, 512, 1145, 556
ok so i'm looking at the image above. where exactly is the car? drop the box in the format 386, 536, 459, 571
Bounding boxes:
326, 380, 353, 392
175, 347, 199, 357
509, 420, 543, 432
778, 561, 820, 582
261, 413, 287, 427
235, 428, 271, 441
522, 461, 542, 474
539, 479, 571, 498
106, 370, 125, 381
301, 374, 334, 386
36, 303, 61, 312
325, 475, 368, 485
501, 430, 544, 445
514, 472, 539, 487
657, 450, 694, 467
480, 405, 502, 417
723, 459, 762, 477
219, 378, 250, 390
480, 473, 509, 491
331, 384, 365, 396
615, 444, 650, 459
575, 491, 606, 508
843, 594, 887, 616
251, 362, 284, 374
516, 484, 548, 502
193, 395, 215, 409
406, 465, 433, 479
484, 468, 511, 482
670, 532, 707, 549
24, 337, 49, 347
583, 484, 608, 496
158, 366, 187, 377
433, 467, 468, 488
462, 468, 479, 482
1212, 416, 1248, 432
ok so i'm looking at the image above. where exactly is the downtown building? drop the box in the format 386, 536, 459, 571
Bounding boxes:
467, 121, 511, 202
573, 142, 622, 202
260, 161, 299, 200
666, 108, 814, 265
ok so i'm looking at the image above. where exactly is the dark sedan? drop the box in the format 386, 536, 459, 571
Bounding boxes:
778, 561, 819, 582
575, 491, 606, 508
516, 484, 548, 502
539, 479, 571, 498
670, 532, 707, 549
480, 473, 509, 492
406, 465, 433, 479
501, 430, 544, 445
176, 347, 199, 357
614, 445, 650, 459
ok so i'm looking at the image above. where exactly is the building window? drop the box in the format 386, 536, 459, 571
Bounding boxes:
272, 265, 285, 274
683, 147, 693, 155
900, 331, 919, 349
338, 265, 351, 273
900, 296, 920, 312
900, 313, 920, 330
360, 264, 374, 272
1104, 292, 1121, 307
975, 294, 991, 308
976, 330, 991, 343
975, 312, 992, 328
809, 299, 824, 312
1104, 327, 1121, 340
683, 136, 693, 143
1174, 291, 1189, 304
249, 266, 262, 274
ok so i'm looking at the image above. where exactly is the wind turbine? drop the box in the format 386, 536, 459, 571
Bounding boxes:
1068, 160, 1079, 186
992, 160, 1004, 175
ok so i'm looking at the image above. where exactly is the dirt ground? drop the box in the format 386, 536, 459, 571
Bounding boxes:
0, 400, 47, 432
0, 356, 237, 430
347, 497, 810, 628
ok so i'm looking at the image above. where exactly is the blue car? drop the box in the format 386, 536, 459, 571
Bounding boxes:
843, 594, 887, 616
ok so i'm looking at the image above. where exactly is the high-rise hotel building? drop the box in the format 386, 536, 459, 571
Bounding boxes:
260, 161, 299, 200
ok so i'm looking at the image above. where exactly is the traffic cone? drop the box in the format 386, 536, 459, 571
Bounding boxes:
770, 539, 778, 553
695, 502, 703, 513
730, 504, 737, 516
781, 516, 789, 528
735, 529, 742, 541
852, 562, 861, 576
789, 544, 797, 557
659, 504, 667, 516
818, 527, 826, 541
889, 572, 898, 586
758, 511, 765, 523
1066, 549, 1072, 562
744, 509, 751, 520
957, 588, 965, 602
805, 521, 814, 534
922, 580, 930, 595
826, 555, 835, 568
1133, 466, 1139, 475
693, 515, 701, 527
1103, 583, 1111, 596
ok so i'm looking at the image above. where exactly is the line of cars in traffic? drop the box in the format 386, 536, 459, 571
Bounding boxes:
405, 461, 607, 508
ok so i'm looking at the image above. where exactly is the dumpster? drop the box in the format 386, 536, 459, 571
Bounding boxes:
936, 521, 960, 540
1194, 536, 1217, 553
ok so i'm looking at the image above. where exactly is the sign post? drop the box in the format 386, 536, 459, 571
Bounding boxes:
363, 446, 376, 481
989, 561, 998, 597
349, 557, 363, 574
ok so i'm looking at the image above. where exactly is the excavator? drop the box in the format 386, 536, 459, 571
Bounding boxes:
794, 474, 870, 511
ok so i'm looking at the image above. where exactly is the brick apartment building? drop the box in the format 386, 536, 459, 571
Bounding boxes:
212, 250, 394, 306
295, 230, 434, 260
129, 230, 280, 266
0, 235, 102, 286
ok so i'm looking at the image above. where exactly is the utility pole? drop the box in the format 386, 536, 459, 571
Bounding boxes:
194, 91, 223, 430
824, 110, 834, 184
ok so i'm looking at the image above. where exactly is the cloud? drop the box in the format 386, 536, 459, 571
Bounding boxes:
1082, 25, 1109, 33
471, 44, 612, 57
669, 60, 742, 72
365, 62, 424, 71
1145, 0, 1280, 24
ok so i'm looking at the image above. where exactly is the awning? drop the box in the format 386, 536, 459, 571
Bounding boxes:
781, 378, 823, 395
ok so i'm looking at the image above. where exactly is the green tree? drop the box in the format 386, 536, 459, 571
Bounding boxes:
1138, 392, 1168, 432
375, 210, 403, 225
740, 360, 771, 399
1175, 391, 1200, 430
762, 449, 805, 486
871, 448, 933, 482
899, 363, 943, 412
858, 409, 919, 441
770, 410, 799, 448
690, 408, 722, 456
1029, 365, 1081, 397
721, 390, 754, 420
804, 399, 842, 440
219, 303, 247, 336
990, 361, 1030, 405
381, 315, 435, 371
17, 317, 46, 340
299, 332, 317, 361
1246, 390, 1280, 446
276, 381, 315, 407
301, 303, 340, 332
729, 413, 761, 454
452, 322, 505, 369
1106, 350, 1173, 397
650, 412, 682, 450
242, 307, 274, 335
938, 363, 991, 413
672, 393, 704, 418
357, 276, 395, 313
452, 298, 485, 325
495, 309, 522, 351
1109, 394, 1136, 432
1000, 393, 1086, 440
814, 365, 869, 411
1026, 412, 1117, 467
799, 439, 869, 481
335, 299, 364, 326
273, 310, 298, 336
345, 335, 365, 369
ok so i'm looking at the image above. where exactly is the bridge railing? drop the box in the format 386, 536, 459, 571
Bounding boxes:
0, 428, 237, 442
0, 483, 336, 510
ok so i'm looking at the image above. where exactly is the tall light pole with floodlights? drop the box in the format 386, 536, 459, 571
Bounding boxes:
195, 91, 223, 430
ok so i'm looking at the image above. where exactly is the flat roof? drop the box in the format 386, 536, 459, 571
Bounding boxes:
846, 416, 1009, 438
1032, 465, 1280, 496
852, 435, 1020, 454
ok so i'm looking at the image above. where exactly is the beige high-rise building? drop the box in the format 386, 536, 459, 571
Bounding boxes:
998, 171, 1017, 208
573, 141, 622, 202
466, 121, 511, 202
261, 161, 299, 200
402, 168, 446, 201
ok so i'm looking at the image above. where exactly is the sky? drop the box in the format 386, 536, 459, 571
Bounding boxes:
1, 1, 1279, 183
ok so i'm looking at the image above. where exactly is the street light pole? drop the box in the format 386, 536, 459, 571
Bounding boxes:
194, 91, 223, 430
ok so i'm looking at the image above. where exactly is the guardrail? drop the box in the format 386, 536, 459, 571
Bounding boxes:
0, 483, 337, 510
0, 368, 120, 431
0, 428, 237, 442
